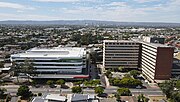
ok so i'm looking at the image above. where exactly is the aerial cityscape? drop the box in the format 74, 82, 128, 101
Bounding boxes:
0, 0, 180, 102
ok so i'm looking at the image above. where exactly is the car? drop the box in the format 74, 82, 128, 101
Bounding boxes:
49, 84, 57, 88
34, 84, 40, 88
97, 93, 108, 98
136, 85, 142, 89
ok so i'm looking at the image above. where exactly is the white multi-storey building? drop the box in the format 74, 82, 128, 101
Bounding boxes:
10, 47, 89, 79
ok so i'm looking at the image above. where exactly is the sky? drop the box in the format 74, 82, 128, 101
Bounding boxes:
0, 0, 180, 23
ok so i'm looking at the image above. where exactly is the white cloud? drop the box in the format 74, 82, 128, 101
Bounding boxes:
33, 0, 103, 3
108, 2, 127, 7
0, 2, 25, 9
134, 0, 160, 3
0, 13, 60, 20
0, 2, 35, 10
0, 0, 179, 22
33, 0, 80, 2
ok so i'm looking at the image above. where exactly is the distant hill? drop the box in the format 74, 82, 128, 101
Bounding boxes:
0, 20, 180, 27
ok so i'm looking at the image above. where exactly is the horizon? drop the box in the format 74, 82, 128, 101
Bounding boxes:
0, 0, 180, 23
0, 20, 180, 24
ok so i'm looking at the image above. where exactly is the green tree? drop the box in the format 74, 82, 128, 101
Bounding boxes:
17, 85, 32, 99
74, 81, 83, 86
117, 88, 132, 96
31, 80, 37, 86
129, 70, 141, 77
21, 59, 35, 82
11, 59, 35, 83
159, 81, 174, 98
118, 66, 125, 72
170, 92, 180, 102
84, 80, 90, 87
46, 80, 54, 86
94, 86, 104, 95
124, 74, 131, 78
0, 61, 4, 68
105, 70, 112, 78
120, 77, 142, 87
71, 86, 82, 93
56, 79, 65, 86
91, 80, 101, 87
138, 94, 149, 102
11, 62, 22, 83
109, 78, 121, 86
0, 88, 7, 98
115, 94, 122, 102
175, 80, 180, 89
38, 93, 42, 96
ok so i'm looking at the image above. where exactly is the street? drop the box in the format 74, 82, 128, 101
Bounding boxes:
0, 85, 163, 96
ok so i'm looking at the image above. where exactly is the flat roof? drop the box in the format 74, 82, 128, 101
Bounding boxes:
132, 38, 174, 48
103, 40, 138, 43
45, 94, 66, 101
11, 47, 86, 58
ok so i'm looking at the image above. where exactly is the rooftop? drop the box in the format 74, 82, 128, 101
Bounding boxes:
132, 38, 174, 48
45, 94, 66, 101
104, 40, 138, 43
11, 47, 86, 58
68, 94, 95, 102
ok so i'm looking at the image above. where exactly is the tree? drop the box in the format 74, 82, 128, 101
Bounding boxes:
83, 80, 101, 87
120, 77, 142, 87
21, 59, 36, 82
11, 59, 35, 83
91, 80, 101, 87
11, 62, 22, 83
117, 88, 132, 96
38, 93, 42, 96
124, 74, 131, 78
31, 80, 37, 86
115, 94, 122, 102
46, 80, 54, 86
105, 70, 112, 78
74, 81, 83, 86
0, 88, 7, 98
17, 85, 32, 99
175, 80, 180, 89
118, 66, 126, 72
0, 61, 4, 68
129, 70, 141, 78
109, 77, 121, 86
71, 86, 82, 93
170, 92, 180, 102
138, 94, 149, 102
94, 86, 104, 95
159, 81, 174, 98
56, 79, 65, 86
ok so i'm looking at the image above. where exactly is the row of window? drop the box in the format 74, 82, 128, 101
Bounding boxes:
33, 64, 85, 66
105, 42, 139, 45
14, 59, 85, 63
106, 54, 138, 56
105, 62, 138, 64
